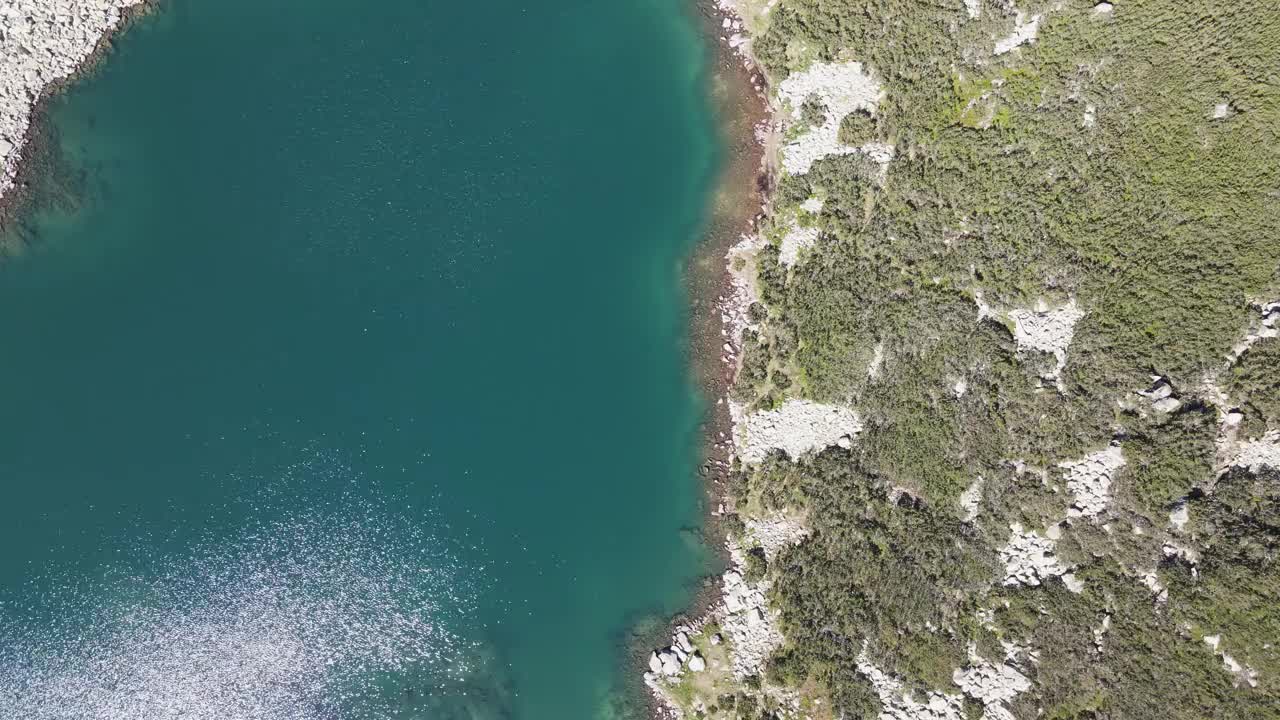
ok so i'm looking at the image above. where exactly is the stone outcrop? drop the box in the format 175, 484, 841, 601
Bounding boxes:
0, 0, 147, 200
953, 652, 1031, 720
743, 514, 809, 558
1060, 444, 1126, 518
857, 648, 966, 720
1008, 299, 1084, 388
1227, 300, 1279, 362
733, 398, 862, 463
958, 477, 984, 522
999, 523, 1080, 591
776, 61, 885, 175
1137, 376, 1182, 414
1203, 634, 1261, 688
720, 566, 783, 678
777, 221, 820, 267
1231, 431, 1280, 474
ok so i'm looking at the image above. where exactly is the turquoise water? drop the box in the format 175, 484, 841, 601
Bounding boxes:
0, 1, 719, 718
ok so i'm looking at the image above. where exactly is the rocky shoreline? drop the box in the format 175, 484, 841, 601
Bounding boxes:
0, 0, 154, 227
641, 0, 779, 716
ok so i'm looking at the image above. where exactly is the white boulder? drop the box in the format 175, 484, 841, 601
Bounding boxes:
676, 631, 693, 654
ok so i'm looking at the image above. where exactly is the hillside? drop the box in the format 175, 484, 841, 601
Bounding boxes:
649, 2, 1280, 718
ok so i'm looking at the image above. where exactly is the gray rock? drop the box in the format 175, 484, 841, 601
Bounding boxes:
676, 631, 694, 654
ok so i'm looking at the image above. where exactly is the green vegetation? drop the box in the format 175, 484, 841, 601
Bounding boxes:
799, 95, 829, 129
1119, 403, 1218, 513
1228, 338, 1280, 437
716, 0, 1280, 717
837, 110, 877, 145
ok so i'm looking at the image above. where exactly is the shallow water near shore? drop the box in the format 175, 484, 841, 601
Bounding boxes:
0, 1, 720, 718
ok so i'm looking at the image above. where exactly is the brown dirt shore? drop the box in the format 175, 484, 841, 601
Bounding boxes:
0, 0, 161, 241
629, 0, 773, 717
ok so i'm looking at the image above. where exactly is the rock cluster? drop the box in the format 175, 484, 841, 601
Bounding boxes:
1137, 376, 1182, 414
744, 515, 810, 559
721, 567, 783, 677
1009, 299, 1083, 353
1231, 431, 1280, 474
999, 523, 1080, 591
1009, 299, 1084, 388
1209, 302, 1280, 475
733, 398, 862, 463
720, 232, 767, 349
777, 221, 820, 267
1060, 444, 1126, 518
645, 517, 806, 693
0, 0, 146, 199
775, 61, 885, 175
953, 654, 1031, 720
646, 629, 708, 681
857, 649, 966, 720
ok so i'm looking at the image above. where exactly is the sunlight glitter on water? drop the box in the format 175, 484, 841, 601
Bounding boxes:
0, 480, 483, 720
